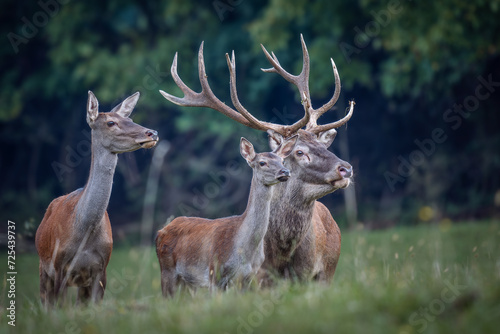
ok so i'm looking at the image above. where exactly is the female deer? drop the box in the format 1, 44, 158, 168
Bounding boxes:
36, 92, 158, 306
156, 136, 297, 296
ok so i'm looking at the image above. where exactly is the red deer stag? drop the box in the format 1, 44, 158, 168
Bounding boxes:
156, 136, 297, 296
159, 35, 354, 283
35, 91, 158, 306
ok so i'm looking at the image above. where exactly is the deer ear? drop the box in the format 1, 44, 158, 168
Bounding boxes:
317, 129, 337, 148
267, 129, 284, 151
275, 134, 298, 158
112, 92, 140, 118
240, 137, 256, 163
87, 91, 99, 124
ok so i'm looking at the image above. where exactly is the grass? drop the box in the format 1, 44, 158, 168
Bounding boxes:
1, 220, 500, 333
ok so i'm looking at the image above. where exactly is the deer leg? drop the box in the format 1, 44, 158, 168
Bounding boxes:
76, 272, 92, 305
255, 267, 272, 287
77, 271, 106, 304
314, 259, 336, 284
91, 271, 106, 303
77, 286, 91, 304
160, 269, 176, 298
287, 235, 319, 282
40, 266, 56, 307
52, 272, 67, 307
58, 282, 69, 307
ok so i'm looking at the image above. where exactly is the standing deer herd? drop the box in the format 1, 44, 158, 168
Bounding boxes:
35, 35, 355, 307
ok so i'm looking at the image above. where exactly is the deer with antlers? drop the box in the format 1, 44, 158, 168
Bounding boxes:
156, 136, 297, 295
35, 92, 158, 306
160, 35, 354, 283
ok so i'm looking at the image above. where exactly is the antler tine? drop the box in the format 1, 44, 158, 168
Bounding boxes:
196, 42, 223, 109
284, 95, 311, 136
258, 34, 313, 137
226, 50, 309, 137
260, 35, 351, 134
306, 58, 342, 128
226, 51, 271, 131
260, 34, 311, 106
159, 42, 254, 128
159, 52, 200, 107
309, 100, 355, 134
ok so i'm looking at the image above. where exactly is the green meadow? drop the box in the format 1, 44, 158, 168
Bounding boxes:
2, 221, 500, 334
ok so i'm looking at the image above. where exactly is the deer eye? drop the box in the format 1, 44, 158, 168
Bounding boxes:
259, 161, 267, 167
296, 150, 304, 156
107, 121, 116, 127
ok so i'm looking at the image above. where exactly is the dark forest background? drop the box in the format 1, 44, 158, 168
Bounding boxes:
1, 0, 499, 245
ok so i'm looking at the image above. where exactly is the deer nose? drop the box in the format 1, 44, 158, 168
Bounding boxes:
279, 168, 290, 176
277, 168, 290, 182
338, 165, 353, 178
146, 130, 158, 141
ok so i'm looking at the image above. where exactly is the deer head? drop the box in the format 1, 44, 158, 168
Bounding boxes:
87, 91, 159, 153
240, 135, 297, 186
267, 129, 351, 199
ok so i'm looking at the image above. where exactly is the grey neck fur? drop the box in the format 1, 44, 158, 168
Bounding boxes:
232, 174, 274, 262
268, 178, 315, 246
74, 135, 118, 234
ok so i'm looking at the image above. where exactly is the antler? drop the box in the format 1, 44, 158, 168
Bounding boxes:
159, 42, 253, 128
310, 100, 355, 134
225, 51, 309, 138
160, 43, 307, 137
260, 34, 312, 115
160, 35, 353, 138
261, 34, 353, 135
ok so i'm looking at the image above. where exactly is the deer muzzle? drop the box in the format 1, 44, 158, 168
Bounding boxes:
277, 168, 291, 182
338, 166, 353, 178
137, 129, 159, 149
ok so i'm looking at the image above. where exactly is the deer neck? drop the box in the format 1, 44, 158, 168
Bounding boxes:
74, 135, 118, 233
268, 179, 315, 243
235, 174, 274, 256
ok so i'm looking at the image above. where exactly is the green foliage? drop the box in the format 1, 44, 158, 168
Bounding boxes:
2, 221, 500, 333
0, 0, 499, 227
